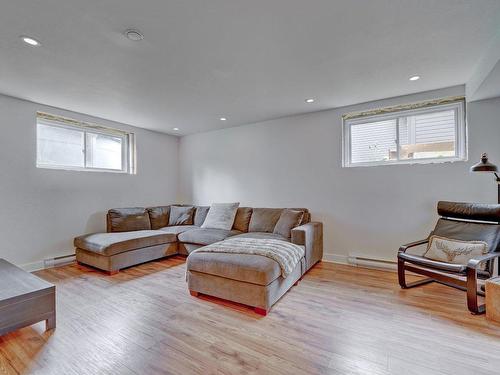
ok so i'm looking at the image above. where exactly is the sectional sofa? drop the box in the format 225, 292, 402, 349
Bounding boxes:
75, 205, 323, 314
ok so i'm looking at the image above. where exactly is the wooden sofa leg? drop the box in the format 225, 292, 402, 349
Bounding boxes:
254, 307, 268, 316
190, 290, 199, 297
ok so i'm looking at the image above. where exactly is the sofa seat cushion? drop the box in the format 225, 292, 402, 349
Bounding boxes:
232, 232, 290, 242
157, 225, 199, 236
187, 252, 281, 285
178, 228, 242, 245
74, 230, 176, 256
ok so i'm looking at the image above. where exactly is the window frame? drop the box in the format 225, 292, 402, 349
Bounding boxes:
36, 113, 136, 174
342, 99, 467, 168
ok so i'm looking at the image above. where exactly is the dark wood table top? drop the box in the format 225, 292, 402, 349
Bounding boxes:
0, 258, 54, 307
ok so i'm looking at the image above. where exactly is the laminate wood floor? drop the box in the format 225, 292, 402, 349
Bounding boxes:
1, 257, 500, 375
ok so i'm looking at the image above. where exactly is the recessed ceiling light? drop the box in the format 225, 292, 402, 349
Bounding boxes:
305, 98, 315, 103
124, 29, 144, 41
409, 75, 420, 81
220, 117, 227, 121
173, 127, 179, 131
20, 36, 41, 46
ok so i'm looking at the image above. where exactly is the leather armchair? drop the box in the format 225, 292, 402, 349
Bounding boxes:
397, 201, 500, 314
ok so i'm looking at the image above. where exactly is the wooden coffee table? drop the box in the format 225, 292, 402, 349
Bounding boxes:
0, 259, 56, 336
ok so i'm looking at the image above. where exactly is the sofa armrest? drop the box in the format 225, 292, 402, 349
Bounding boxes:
292, 222, 323, 271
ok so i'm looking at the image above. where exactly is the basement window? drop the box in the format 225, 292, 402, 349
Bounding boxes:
36, 112, 136, 174
342, 97, 466, 167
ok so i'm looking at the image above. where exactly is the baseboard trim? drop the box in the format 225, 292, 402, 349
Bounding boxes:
322, 254, 349, 265
20, 254, 76, 272
322, 253, 397, 272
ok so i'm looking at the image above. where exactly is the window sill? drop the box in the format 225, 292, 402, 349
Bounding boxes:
343, 156, 468, 168
36, 164, 133, 174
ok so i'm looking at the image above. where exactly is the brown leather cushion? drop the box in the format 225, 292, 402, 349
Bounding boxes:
169, 206, 195, 226
107, 208, 151, 233
147, 206, 170, 230
232, 207, 253, 232
75, 230, 176, 256
433, 218, 500, 253
438, 201, 500, 222
273, 209, 304, 238
248, 208, 283, 233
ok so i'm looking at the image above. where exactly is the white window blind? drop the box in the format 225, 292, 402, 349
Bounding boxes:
342, 98, 466, 167
36, 112, 136, 174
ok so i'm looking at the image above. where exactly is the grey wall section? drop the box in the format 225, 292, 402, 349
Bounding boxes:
178, 85, 500, 263
0, 94, 178, 269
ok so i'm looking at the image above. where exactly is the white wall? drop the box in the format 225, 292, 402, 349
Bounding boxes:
0, 94, 178, 269
178, 85, 500, 263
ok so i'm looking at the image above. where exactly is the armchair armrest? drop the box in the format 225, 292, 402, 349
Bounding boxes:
467, 252, 500, 270
292, 222, 323, 271
398, 239, 429, 254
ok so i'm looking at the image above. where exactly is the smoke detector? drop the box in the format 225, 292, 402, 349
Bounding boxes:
124, 29, 144, 41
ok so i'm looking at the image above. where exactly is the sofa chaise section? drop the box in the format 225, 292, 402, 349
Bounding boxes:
75, 230, 178, 275
187, 254, 304, 316
186, 208, 323, 315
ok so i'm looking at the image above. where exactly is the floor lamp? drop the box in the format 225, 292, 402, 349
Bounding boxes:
470, 153, 500, 204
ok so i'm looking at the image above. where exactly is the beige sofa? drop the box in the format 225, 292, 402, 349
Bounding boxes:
75, 205, 323, 314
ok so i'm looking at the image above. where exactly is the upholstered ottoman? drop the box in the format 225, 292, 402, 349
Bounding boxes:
186, 238, 306, 315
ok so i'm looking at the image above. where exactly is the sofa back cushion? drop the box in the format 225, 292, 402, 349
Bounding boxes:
194, 206, 210, 227
147, 206, 170, 230
273, 209, 304, 238
107, 207, 151, 233
232, 207, 253, 232
248, 208, 283, 233
169, 205, 195, 226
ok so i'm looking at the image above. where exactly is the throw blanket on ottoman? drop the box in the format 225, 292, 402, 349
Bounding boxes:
191, 238, 305, 278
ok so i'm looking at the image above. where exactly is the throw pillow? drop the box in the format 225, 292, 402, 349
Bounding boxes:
273, 209, 304, 238
201, 203, 240, 230
423, 235, 488, 268
168, 206, 195, 226
232, 207, 253, 232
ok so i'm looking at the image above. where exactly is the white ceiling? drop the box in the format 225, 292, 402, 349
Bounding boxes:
1, 0, 500, 135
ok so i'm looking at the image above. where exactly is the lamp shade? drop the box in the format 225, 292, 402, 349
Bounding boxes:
470, 153, 498, 172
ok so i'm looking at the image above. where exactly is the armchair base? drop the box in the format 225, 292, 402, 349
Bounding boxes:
398, 255, 488, 315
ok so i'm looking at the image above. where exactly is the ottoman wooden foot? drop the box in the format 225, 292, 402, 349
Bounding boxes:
190, 290, 199, 297
107, 270, 119, 276
254, 307, 268, 316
